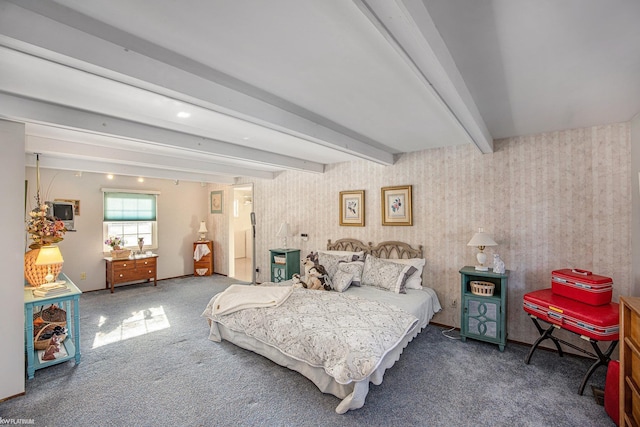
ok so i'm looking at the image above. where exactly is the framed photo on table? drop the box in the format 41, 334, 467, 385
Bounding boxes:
381, 185, 412, 226
339, 190, 365, 226
210, 191, 223, 214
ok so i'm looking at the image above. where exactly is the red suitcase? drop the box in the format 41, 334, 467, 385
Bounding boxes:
523, 289, 619, 341
604, 360, 620, 426
551, 268, 613, 306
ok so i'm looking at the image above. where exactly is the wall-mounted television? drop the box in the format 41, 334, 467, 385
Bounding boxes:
46, 201, 75, 231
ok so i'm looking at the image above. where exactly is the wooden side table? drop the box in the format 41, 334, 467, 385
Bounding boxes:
24, 273, 81, 379
193, 241, 213, 276
459, 266, 509, 351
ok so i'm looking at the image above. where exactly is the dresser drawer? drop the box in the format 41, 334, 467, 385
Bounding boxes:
112, 261, 136, 273
136, 258, 156, 269
114, 270, 143, 282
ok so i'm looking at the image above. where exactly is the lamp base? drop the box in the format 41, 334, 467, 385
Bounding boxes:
474, 265, 490, 271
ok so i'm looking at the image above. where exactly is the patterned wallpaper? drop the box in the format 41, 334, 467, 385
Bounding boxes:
214, 122, 631, 348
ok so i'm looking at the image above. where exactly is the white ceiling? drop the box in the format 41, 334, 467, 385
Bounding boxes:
0, 0, 638, 183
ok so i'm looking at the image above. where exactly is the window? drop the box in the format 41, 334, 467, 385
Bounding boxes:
103, 191, 158, 251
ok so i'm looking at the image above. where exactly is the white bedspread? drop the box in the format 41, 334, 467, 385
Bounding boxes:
210, 284, 293, 316
203, 287, 418, 384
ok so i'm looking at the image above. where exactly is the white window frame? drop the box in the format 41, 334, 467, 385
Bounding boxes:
102, 221, 158, 252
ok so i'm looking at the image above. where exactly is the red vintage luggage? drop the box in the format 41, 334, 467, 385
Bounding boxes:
551, 268, 613, 306
523, 289, 619, 341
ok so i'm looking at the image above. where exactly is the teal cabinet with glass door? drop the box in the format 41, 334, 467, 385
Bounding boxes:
459, 266, 509, 351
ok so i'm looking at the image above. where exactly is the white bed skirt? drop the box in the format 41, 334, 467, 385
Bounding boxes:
209, 317, 427, 414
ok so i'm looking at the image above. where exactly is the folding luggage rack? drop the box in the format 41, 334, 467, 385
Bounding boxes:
523, 289, 619, 395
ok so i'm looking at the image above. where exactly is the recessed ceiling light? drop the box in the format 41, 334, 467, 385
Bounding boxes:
177, 111, 191, 118
107, 174, 114, 180
242, 136, 250, 141
138, 177, 144, 183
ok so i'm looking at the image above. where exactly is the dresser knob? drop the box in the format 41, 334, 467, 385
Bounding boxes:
119, 274, 123, 278
148, 270, 152, 273
144, 261, 148, 265
123, 263, 127, 267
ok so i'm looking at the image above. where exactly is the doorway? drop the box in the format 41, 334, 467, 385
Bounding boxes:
229, 184, 253, 282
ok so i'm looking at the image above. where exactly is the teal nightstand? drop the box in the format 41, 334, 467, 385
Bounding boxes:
459, 266, 509, 351
269, 249, 300, 282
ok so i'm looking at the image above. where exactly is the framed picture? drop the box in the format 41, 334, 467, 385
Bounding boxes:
339, 190, 365, 226
381, 185, 412, 226
55, 198, 81, 215
210, 191, 223, 214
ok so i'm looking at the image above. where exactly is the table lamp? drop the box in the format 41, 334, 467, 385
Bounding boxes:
467, 228, 497, 271
198, 221, 208, 241
35, 245, 64, 285
276, 222, 291, 249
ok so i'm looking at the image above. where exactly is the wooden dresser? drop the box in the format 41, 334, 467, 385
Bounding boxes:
104, 255, 158, 293
194, 241, 213, 276
621, 296, 640, 427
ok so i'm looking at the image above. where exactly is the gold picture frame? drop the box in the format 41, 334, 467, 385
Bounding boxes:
339, 190, 365, 227
210, 191, 223, 214
381, 185, 412, 226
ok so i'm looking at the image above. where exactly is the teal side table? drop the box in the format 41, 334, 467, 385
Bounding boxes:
269, 249, 300, 282
459, 266, 509, 351
24, 273, 82, 379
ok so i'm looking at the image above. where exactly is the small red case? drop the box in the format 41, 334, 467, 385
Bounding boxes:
523, 289, 619, 341
551, 268, 613, 306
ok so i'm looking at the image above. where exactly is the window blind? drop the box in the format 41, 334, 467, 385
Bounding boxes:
104, 192, 157, 221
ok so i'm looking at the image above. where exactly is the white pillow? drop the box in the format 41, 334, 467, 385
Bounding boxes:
337, 260, 365, 286
318, 252, 352, 281
331, 269, 353, 292
386, 258, 425, 289
361, 254, 417, 294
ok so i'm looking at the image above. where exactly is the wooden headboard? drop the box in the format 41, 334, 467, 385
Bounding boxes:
327, 239, 423, 259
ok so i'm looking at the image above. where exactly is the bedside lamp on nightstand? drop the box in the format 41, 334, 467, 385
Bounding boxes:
198, 221, 208, 241
467, 228, 497, 271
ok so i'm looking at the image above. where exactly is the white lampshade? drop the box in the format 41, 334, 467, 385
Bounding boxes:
35, 245, 64, 284
276, 222, 291, 249
198, 221, 208, 241
467, 228, 497, 271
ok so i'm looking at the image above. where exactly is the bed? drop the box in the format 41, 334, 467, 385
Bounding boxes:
202, 239, 442, 413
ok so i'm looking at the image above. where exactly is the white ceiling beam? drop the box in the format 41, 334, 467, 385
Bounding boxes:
354, 0, 494, 153
25, 136, 277, 181
1, 0, 395, 165
25, 153, 235, 185
0, 93, 324, 174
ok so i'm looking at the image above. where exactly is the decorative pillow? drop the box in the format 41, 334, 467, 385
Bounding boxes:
331, 269, 353, 292
337, 260, 365, 286
386, 258, 426, 289
318, 250, 364, 262
318, 252, 352, 281
361, 254, 417, 294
